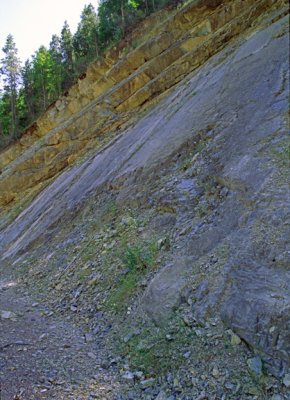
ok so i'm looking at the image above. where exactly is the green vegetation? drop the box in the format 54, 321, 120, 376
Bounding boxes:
178, 152, 196, 171
79, 240, 99, 264
106, 238, 158, 312
259, 133, 289, 178
0, 34, 21, 138
44, 201, 159, 315
120, 317, 196, 374
121, 239, 157, 271
273, 142, 290, 170
101, 200, 119, 222
0, 0, 185, 147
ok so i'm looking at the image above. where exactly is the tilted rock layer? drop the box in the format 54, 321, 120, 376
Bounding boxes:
0, 0, 287, 209
0, 0, 289, 383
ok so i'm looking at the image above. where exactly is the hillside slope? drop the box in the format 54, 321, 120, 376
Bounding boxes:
0, 1, 289, 399
0, 0, 287, 212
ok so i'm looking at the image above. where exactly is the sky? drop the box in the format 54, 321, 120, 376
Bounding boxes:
0, 0, 99, 63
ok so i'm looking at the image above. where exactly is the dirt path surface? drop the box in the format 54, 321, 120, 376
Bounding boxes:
0, 278, 118, 400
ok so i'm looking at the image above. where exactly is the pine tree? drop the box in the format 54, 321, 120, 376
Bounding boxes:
1, 34, 21, 137
31, 45, 56, 112
0, 91, 11, 137
98, 0, 140, 49
49, 35, 63, 98
0, 0, 182, 149
98, 0, 125, 49
73, 4, 99, 61
60, 21, 75, 89
21, 59, 36, 122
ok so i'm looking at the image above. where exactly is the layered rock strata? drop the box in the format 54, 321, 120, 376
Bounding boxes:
0, 0, 287, 210
0, 0, 289, 380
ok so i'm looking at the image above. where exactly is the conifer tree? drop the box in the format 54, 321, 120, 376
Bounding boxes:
49, 34, 63, 97
1, 34, 21, 137
74, 4, 99, 61
31, 46, 51, 112
97, 0, 136, 48
0, 91, 11, 137
60, 21, 75, 89
0, 0, 182, 148
21, 59, 36, 122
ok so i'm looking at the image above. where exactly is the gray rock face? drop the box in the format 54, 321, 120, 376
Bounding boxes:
141, 16, 290, 374
143, 260, 189, 325
221, 264, 290, 376
0, 11, 289, 376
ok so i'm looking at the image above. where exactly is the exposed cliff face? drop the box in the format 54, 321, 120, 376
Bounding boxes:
0, 0, 289, 398
0, 0, 286, 211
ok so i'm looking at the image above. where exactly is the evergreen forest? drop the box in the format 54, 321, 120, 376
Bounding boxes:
0, 0, 181, 147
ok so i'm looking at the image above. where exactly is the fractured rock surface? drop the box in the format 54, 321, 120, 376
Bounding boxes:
0, 0, 289, 395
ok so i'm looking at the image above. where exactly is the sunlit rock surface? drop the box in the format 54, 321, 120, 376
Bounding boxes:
0, 0, 289, 379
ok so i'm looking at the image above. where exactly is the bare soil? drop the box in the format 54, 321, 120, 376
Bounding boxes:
0, 278, 118, 400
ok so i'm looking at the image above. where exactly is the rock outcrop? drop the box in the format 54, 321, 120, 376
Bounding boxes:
0, 0, 289, 387
0, 0, 287, 211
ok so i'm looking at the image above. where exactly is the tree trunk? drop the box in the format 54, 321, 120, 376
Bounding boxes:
10, 82, 17, 137
145, 0, 149, 14
41, 71, 47, 111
